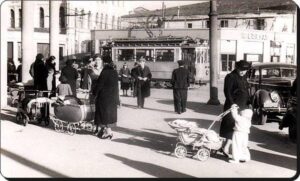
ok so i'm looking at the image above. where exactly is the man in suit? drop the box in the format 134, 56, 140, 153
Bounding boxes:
171, 60, 190, 114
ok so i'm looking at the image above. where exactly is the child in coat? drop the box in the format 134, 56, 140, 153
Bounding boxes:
229, 104, 253, 163
57, 75, 73, 96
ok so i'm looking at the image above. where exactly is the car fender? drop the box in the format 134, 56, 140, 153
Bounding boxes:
252, 89, 270, 107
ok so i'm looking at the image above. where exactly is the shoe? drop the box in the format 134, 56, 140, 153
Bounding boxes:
228, 159, 239, 163
240, 159, 250, 163
177, 111, 181, 114
101, 133, 113, 140
137, 106, 142, 109
220, 148, 230, 158
95, 127, 105, 137
279, 125, 283, 130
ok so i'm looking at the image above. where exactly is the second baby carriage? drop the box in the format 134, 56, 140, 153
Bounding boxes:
168, 108, 232, 161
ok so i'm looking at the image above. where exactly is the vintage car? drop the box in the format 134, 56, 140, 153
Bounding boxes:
247, 63, 297, 125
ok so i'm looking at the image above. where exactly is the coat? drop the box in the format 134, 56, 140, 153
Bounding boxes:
220, 69, 250, 138
33, 59, 48, 90
132, 65, 152, 98
93, 64, 119, 126
61, 65, 78, 97
171, 67, 190, 89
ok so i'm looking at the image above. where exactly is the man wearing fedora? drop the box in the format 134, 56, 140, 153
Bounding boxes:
219, 60, 252, 158
132, 57, 152, 109
171, 60, 190, 114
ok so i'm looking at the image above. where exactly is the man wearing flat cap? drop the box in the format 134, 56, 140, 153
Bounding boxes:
61, 59, 79, 97
132, 57, 152, 108
171, 60, 190, 114
219, 60, 252, 158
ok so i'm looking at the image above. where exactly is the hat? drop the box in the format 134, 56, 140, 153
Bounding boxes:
235, 60, 251, 71
177, 60, 185, 66
66, 59, 74, 66
138, 57, 146, 62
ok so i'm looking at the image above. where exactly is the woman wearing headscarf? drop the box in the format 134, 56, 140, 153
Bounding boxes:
119, 62, 131, 96
92, 56, 119, 139
61, 59, 79, 97
219, 60, 252, 157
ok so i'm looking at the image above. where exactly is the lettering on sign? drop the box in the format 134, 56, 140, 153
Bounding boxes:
242, 33, 268, 41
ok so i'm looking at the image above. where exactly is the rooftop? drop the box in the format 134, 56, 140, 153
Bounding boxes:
122, 0, 296, 18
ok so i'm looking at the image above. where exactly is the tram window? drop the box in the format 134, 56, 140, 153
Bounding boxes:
156, 49, 174, 62
136, 49, 154, 62
117, 49, 134, 61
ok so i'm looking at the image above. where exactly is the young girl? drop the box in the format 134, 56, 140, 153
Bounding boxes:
229, 104, 253, 163
57, 75, 73, 96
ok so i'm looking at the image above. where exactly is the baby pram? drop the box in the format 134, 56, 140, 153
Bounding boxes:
168, 108, 232, 161
15, 87, 52, 126
51, 94, 96, 135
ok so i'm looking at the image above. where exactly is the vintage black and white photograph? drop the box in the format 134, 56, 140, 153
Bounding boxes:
0, 0, 298, 178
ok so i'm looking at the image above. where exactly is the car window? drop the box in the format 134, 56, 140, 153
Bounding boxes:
262, 68, 280, 78
281, 68, 296, 78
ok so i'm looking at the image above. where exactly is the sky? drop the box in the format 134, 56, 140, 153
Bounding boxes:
125, 0, 203, 11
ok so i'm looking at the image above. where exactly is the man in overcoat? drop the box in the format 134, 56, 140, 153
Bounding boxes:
132, 58, 152, 108
171, 60, 190, 114
219, 60, 252, 157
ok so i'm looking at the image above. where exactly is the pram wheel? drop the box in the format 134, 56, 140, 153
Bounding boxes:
16, 112, 23, 124
196, 148, 210, 161
54, 120, 64, 133
44, 118, 50, 126
174, 145, 188, 158
67, 123, 77, 135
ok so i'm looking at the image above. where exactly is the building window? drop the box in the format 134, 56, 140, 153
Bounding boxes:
112, 15, 115, 29
100, 13, 103, 29
10, 9, 15, 28
117, 17, 120, 29
221, 54, 236, 72
205, 20, 210, 28
96, 13, 99, 28
256, 19, 265, 30
80, 10, 85, 28
220, 20, 228, 28
18, 9, 22, 28
105, 14, 108, 29
40, 7, 44, 28
59, 7, 66, 29
187, 23, 192, 28
88, 11, 91, 29
75, 8, 78, 28
37, 43, 50, 58
18, 42, 21, 59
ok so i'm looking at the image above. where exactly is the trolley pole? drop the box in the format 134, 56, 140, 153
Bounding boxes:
207, 0, 220, 105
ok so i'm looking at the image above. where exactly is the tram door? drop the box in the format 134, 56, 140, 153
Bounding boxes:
182, 48, 196, 83
195, 47, 209, 84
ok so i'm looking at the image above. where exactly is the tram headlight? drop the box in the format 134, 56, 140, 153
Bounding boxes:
270, 91, 280, 103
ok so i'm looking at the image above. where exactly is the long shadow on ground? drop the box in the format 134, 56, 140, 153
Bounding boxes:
105, 153, 195, 178
157, 100, 223, 116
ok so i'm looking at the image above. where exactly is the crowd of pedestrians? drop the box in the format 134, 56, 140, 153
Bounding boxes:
12, 52, 257, 162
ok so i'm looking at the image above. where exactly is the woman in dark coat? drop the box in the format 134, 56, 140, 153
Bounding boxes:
132, 57, 152, 108
61, 59, 78, 97
220, 60, 251, 157
93, 57, 119, 139
33, 53, 48, 91
119, 62, 131, 96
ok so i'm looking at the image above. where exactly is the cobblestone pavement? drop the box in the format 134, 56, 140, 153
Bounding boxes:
0, 82, 297, 178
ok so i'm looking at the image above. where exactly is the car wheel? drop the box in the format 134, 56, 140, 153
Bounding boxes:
257, 108, 267, 125
288, 121, 296, 140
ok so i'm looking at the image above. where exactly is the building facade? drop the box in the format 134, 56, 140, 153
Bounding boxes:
121, 0, 297, 75
5, 0, 130, 68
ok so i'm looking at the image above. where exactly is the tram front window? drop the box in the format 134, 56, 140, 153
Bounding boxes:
156, 49, 174, 62
117, 49, 134, 61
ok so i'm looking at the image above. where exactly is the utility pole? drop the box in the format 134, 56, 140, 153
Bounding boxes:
207, 0, 220, 105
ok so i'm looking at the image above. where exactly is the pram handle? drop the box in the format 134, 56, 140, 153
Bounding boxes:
207, 107, 236, 130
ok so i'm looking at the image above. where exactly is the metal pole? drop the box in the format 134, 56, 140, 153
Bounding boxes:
207, 0, 220, 105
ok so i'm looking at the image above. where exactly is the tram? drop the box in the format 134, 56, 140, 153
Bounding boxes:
98, 36, 210, 84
